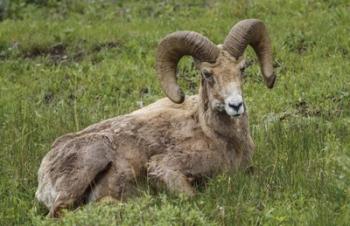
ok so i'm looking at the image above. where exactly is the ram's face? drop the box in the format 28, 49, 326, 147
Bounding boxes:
199, 50, 246, 117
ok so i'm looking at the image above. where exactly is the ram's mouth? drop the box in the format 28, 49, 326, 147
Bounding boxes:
229, 113, 241, 118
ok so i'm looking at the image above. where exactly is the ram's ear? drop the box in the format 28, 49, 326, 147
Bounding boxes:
237, 57, 246, 70
192, 57, 201, 70
239, 58, 254, 71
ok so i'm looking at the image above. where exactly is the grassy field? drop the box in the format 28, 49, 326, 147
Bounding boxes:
0, 0, 349, 225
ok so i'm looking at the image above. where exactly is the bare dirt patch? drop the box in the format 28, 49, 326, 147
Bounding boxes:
92, 41, 120, 52
23, 41, 121, 64
23, 43, 67, 63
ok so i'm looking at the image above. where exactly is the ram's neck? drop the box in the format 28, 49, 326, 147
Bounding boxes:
198, 83, 249, 143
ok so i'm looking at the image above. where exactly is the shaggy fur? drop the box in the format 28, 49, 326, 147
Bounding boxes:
36, 51, 256, 217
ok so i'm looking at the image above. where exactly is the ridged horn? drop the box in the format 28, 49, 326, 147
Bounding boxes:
156, 31, 220, 103
223, 19, 276, 88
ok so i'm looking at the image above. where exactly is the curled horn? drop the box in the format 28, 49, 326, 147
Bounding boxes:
223, 19, 276, 88
156, 31, 220, 103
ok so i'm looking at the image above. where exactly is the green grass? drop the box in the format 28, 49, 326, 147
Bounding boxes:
0, 0, 349, 225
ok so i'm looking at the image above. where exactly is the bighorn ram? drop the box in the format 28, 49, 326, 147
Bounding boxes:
36, 19, 276, 217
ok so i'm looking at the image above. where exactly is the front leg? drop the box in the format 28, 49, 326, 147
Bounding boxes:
240, 134, 256, 173
147, 154, 195, 197
147, 151, 221, 196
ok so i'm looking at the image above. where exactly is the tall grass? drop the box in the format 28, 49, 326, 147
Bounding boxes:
0, 0, 349, 225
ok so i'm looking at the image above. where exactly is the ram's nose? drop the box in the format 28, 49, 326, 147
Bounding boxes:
225, 95, 245, 117
228, 102, 243, 112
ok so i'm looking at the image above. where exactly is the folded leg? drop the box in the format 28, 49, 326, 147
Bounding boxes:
36, 135, 114, 217
147, 150, 222, 196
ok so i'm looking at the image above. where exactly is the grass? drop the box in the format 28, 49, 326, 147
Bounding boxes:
0, 0, 349, 225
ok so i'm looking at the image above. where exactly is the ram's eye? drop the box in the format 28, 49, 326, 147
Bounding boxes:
240, 67, 246, 77
201, 69, 213, 81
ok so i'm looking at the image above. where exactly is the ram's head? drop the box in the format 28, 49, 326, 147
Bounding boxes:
156, 19, 276, 117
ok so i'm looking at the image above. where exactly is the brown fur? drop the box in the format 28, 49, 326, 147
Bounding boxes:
36, 50, 255, 217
